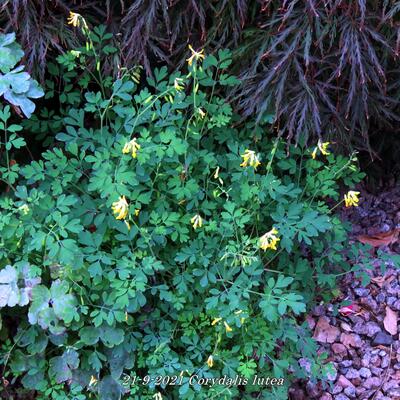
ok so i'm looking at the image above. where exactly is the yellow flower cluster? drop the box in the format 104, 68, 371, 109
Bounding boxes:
211, 317, 232, 333
191, 214, 203, 229
112, 196, 129, 220
186, 45, 205, 66
67, 11, 88, 30
235, 309, 246, 324
174, 78, 184, 91
122, 138, 141, 159
111, 196, 140, 230
311, 139, 330, 159
67, 11, 81, 27
240, 149, 261, 170
259, 228, 280, 251
88, 375, 98, 387
344, 190, 360, 207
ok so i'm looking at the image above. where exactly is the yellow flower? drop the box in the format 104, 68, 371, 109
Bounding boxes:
259, 228, 280, 251
197, 108, 206, 119
88, 375, 98, 387
224, 321, 233, 333
18, 204, 30, 215
124, 220, 131, 230
311, 147, 318, 160
344, 190, 360, 208
207, 355, 214, 368
134, 209, 140, 216
122, 138, 141, 158
240, 149, 261, 170
186, 45, 205, 66
67, 11, 80, 27
213, 167, 220, 179
190, 214, 203, 230
311, 139, 330, 159
112, 196, 129, 220
174, 78, 184, 91
318, 140, 330, 156
211, 317, 222, 326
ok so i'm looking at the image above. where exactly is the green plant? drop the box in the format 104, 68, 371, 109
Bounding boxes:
0, 39, 372, 400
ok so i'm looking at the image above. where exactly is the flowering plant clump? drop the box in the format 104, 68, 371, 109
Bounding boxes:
0, 30, 377, 400
344, 190, 361, 208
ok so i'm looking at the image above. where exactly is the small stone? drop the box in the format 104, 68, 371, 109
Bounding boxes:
356, 387, 367, 396
363, 311, 371, 321
371, 366, 383, 376
381, 355, 390, 368
387, 388, 400, 397
344, 386, 357, 398
351, 377, 362, 387
372, 332, 393, 346
360, 296, 379, 313
361, 354, 371, 367
342, 360, 353, 368
320, 394, 332, 400
387, 296, 397, 307
336, 394, 350, 400
341, 333, 363, 348
393, 300, 400, 311
375, 393, 391, 400
363, 377, 381, 389
370, 354, 381, 367
379, 350, 387, 357
337, 375, 354, 389
371, 354, 381, 367
359, 367, 372, 378
332, 384, 343, 394
346, 368, 360, 379
386, 283, 400, 296
333, 343, 347, 354
376, 293, 386, 303
313, 305, 325, 316
353, 322, 366, 335
365, 322, 382, 337
341, 322, 353, 332
313, 317, 340, 343
306, 315, 316, 330
354, 288, 370, 297
382, 380, 400, 392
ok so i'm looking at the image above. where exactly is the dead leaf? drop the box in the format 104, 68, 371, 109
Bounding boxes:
357, 228, 400, 247
313, 317, 340, 343
341, 332, 362, 348
371, 276, 386, 287
338, 304, 359, 316
383, 306, 398, 335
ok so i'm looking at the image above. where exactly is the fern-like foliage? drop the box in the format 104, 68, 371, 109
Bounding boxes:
236, 0, 400, 145
1, 0, 400, 146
